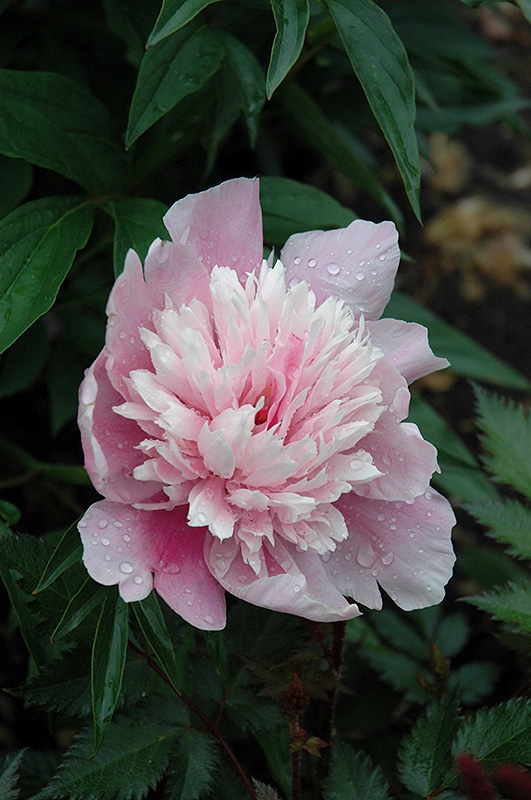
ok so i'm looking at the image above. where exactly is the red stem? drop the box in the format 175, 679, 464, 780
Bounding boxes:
129, 641, 256, 800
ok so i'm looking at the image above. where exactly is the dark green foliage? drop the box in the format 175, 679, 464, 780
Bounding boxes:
323, 742, 391, 800
0, 750, 24, 800
164, 729, 220, 800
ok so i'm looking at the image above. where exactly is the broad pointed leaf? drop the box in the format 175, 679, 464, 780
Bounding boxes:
0, 196, 94, 353
91, 594, 129, 754
51, 578, 109, 642
147, 0, 222, 47
221, 32, 266, 147
126, 25, 225, 147
267, 0, 310, 98
103, 197, 168, 277
34, 521, 82, 595
133, 592, 182, 691
0, 70, 127, 194
327, 0, 421, 220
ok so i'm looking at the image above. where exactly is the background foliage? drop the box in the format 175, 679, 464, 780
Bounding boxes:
1, 0, 531, 798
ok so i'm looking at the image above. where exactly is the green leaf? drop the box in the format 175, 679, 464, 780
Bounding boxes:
91, 594, 129, 754
51, 578, 108, 642
260, 176, 356, 245
221, 32, 267, 147
0, 319, 49, 399
147, 0, 222, 47
0, 500, 20, 526
132, 592, 182, 692
103, 197, 168, 277
253, 781, 283, 800
0, 196, 94, 353
474, 386, 531, 497
514, 0, 531, 25
277, 81, 403, 226
448, 662, 501, 706
328, 0, 420, 220
14, 647, 94, 718
34, 520, 82, 594
323, 741, 391, 800
453, 697, 531, 765
399, 691, 461, 796
0, 70, 127, 194
47, 338, 87, 434
466, 582, 531, 636
366, 608, 429, 661
33, 698, 188, 800
385, 292, 531, 390
267, 0, 310, 99
465, 497, 531, 561
0, 750, 24, 800
0, 154, 32, 220
165, 729, 220, 800
126, 25, 225, 148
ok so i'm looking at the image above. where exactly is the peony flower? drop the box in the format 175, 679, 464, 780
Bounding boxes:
78, 178, 455, 630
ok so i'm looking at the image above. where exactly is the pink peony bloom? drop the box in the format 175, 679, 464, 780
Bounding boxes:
78, 178, 455, 630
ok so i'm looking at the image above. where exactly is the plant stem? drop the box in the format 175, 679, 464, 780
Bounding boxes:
129, 641, 256, 800
322, 621, 347, 755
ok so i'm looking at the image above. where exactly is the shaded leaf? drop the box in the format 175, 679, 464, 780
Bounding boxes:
133, 592, 182, 692
385, 292, 531, 390
466, 582, 531, 636
165, 729, 220, 800
0, 70, 127, 194
0, 196, 94, 353
33, 698, 188, 800
0, 319, 49, 399
277, 81, 402, 225
448, 662, 501, 706
260, 176, 355, 245
51, 578, 108, 642
91, 595, 129, 754
34, 520, 82, 595
474, 386, 531, 498
399, 691, 461, 795
126, 25, 225, 148
328, 0, 420, 219
148, 0, 222, 47
104, 197, 168, 277
221, 32, 266, 147
267, 0, 310, 99
0, 155, 32, 220
453, 697, 531, 765
323, 741, 391, 800
0, 749, 24, 800
465, 497, 531, 561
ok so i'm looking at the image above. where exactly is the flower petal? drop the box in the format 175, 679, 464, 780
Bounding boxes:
328, 489, 456, 610
163, 177, 263, 275
78, 351, 160, 503
205, 536, 360, 622
78, 501, 226, 629
367, 319, 449, 384
281, 219, 400, 319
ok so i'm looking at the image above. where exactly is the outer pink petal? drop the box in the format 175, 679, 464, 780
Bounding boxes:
78, 350, 160, 504
328, 489, 456, 610
79, 501, 226, 630
367, 319, 449, 384
281, 219, 400, 320
143, 237, 211, 310
163, 178, 263, 276
205, 537, 360, 622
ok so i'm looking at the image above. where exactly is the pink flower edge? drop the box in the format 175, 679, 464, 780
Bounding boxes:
78, 177, 455, 629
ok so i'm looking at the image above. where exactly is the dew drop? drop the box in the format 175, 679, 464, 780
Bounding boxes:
378, 254, 386, 261
327, 262, 340, 275
381, 551, 394, 565
350, 456, 365, 471
375, 242, 382, 249
344, 551, 352, 561
308, 258, 317, 268
203, 615, 214, 625
358, 259, 366, 267
371, 568, 379, 577
293, 256, 301, 265
184, 587, 192, 594
116, 546, 124, 554
321, 552, 332, 563
119, 561, 133, 574
381, 455, 392, 466
293, 585, 301, 593
347, 248, 353, 255
122, 534, 131, 543
425, 585, 432, 592
288, 277, 299, 288
238, 575, 247, 584
91, 540, 98, 546
129, 336, 135, 345
113, 521, 123, 529
98, 519, 108, 529
119, 331, 126, 340
100, 537, 110, 547
355, 271, 365, 281
418, 548, 424, 554
104, 554, 111, 562
78, 520, 87, 529
389, 524, 397, 531
196, 512, 207, 525
369, 269, 378, 276
377, 513, 386, 522
356, 540, 377, 568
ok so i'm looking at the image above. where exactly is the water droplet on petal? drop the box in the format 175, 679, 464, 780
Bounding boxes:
293, 256, 301, 265
293, 585, 301, 593
104, 554, 111, 562
375, 243, 382, 249
378, 254, 386, 261
113, 521, 123, 528
100, 537, 110, 547
350, 456, 365, 470
122, 534, 131, 543
381, 455, 392, 466
377, 513, 386, 522
381, 551, 394, 565
327, 262, 340, 275
308, 258, 317, 268
98, 519, 108, 529
196, 512, 207, 525
119, 561, 133, 574
355, 272, 365, 281
356, 540, 377, 568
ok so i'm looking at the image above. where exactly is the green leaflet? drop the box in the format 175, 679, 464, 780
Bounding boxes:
323, 741, 392, 800
453, 697, 531, 765
147, 0, 222, 47
0, 70, 127, 194
103, 197, 168, 277
126, 25, 225, 148
398, 691, 461, 796
0, 197, 94, 353
466, 583, 531, 636
165, 729, 220, 800
132, 592, 182, 692
221, 32, 267, 147
327, 0, 421, 220
267, 0, 310, 98
91, 595, 130, 754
